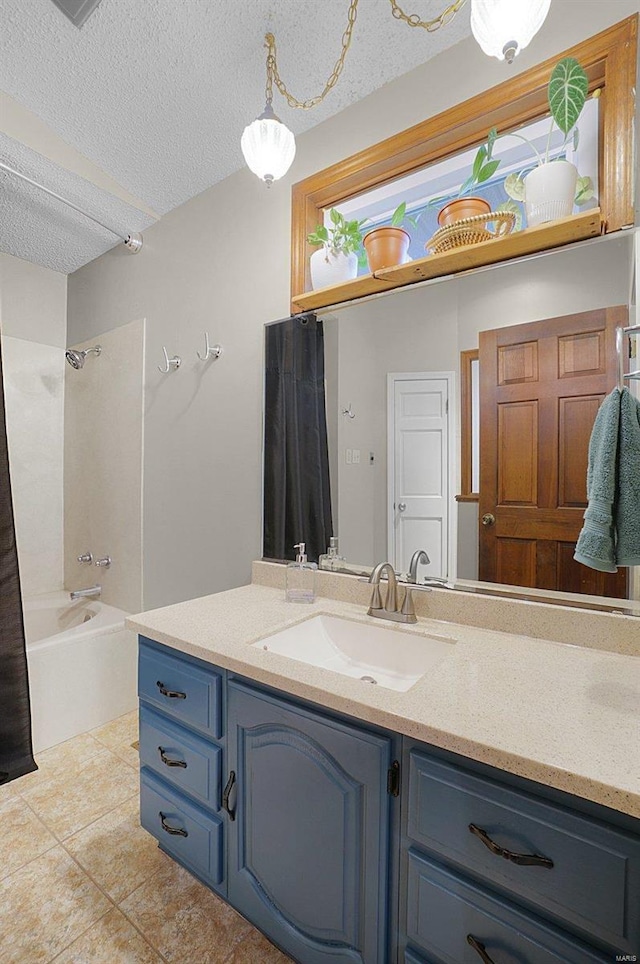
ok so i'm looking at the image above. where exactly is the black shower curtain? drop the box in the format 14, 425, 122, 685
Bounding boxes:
0, 340, 36, 784
263, 314, 333, 564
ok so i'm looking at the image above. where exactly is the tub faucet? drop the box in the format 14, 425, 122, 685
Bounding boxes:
367, 562, 417, 624
69, 585, 101, 601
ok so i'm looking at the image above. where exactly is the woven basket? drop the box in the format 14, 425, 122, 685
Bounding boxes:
426, 210, 516, 255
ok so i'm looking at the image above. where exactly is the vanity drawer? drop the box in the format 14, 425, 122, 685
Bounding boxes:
406, 851, 608, 964
139, 638, 222, 738
140, 769, 223, 885
139, 706, 222, 810
407, 750, 640, 952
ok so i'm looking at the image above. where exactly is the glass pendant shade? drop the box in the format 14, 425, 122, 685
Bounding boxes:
470, 0, 551, 63
241, 103, 296, 186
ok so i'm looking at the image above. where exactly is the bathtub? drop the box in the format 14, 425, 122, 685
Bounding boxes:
24, 591, 138, 753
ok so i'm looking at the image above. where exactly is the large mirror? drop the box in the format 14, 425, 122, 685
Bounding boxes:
264, 230, 640, 609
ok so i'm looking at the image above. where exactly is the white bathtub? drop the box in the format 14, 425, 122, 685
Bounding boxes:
24, 592, 138, 753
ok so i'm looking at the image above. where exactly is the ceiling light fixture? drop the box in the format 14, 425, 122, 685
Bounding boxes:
242, 0, 551, 184
470, 0, 552, 64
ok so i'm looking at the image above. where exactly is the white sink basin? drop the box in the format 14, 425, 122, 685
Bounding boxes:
252, 614, 455, 692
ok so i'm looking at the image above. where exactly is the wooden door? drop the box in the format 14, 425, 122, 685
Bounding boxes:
227, 679, 393, 964
479, 307, 628, 598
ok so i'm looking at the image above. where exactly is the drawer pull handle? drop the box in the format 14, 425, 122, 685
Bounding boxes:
469, 823, 554, 869
159, 811, 188, 837
222, 770, 236, 821
158, 746, 187, 768
156, 680, 187, 700
467, 934, 497, 964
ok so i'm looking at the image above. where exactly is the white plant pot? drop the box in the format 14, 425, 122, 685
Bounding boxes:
524, 161, 578, 227
310, 249, 358, 290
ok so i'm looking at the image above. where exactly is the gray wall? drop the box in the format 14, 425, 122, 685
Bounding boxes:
66, 2, 640, 610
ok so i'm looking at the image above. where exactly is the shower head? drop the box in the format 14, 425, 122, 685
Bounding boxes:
65, 345, 101, 369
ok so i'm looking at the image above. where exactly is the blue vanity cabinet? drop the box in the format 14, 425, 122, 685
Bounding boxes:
400, 741, 640, 964
138, 638, 227, 894
226, 678, 395, 964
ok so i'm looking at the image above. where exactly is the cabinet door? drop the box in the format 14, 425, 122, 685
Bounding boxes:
227, 679, 393, 964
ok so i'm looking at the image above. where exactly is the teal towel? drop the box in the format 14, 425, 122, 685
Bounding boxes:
615, 387, 640, 566
574, 388, 620, 573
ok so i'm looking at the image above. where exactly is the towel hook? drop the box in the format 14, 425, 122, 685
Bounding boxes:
158, 347, 181, 374
341, 403, 355, 419
197, 332, 222, 362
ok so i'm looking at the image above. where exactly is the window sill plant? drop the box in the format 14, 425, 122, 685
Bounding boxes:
499, 57, 595, 226
307, 208, 364, 290
362, 202, 416, 273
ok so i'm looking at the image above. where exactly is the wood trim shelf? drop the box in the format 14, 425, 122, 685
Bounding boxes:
291, 209, 602, 314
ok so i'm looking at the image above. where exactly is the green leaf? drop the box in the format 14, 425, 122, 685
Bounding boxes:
504, 172, 526, 201
572, 126, 580, 151
496, 199, 523, 232
391, 202, 406, 227
548, 57, 588, 135
329, 207, 342, 225
486, 127, 497, 159
472, 145, 487, 181
476, 158, 500, 184
458, 175, 476, 197
574, 174, 595, 206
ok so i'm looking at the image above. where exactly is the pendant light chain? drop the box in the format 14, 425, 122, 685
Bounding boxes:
265, 0, 359, 111
389, 0, 467, 32
264, 0, 468, 113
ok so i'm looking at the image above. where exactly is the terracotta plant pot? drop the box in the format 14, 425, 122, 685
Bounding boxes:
437, 196, 491, 228
363, 227, 410, 273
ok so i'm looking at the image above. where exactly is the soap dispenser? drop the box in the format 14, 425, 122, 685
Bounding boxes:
319, 536, 345, 572
286, 543, 317, 603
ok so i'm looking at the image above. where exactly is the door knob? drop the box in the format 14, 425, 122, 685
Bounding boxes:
482, 513, 496, 527
398, 502, 407, 512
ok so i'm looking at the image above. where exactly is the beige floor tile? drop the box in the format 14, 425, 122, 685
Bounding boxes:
0, 796, 57, 880
90, 711, 139, 752
53, 907, 162, 964
20, 746, 139, 840
0, 780, 19, 803
64, 796, 169, 903
111, 740, 141, 770
121, 860, 252, 963
223, 929, 294, 963
15, 733, 105, 794
0, 846, 111, 964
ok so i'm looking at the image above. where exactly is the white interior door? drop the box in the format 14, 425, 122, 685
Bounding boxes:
388, 373, 454, 580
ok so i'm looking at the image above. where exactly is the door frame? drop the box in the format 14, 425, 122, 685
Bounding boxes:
386, 371, 457, 579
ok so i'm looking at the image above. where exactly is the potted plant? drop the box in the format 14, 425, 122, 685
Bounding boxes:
307, 209, 365, 290
362, 202, 418, 273
500, 57, 595, 226
435, 130, 501, 227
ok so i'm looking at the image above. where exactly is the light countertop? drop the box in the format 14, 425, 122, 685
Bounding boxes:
128, 581, 640, 819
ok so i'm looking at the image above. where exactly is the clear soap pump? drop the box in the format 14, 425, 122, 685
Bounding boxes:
319, 536, 345, 572
286, 543, 317, 603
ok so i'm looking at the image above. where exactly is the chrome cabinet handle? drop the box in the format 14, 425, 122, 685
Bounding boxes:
469, 823, 554, 868
397, 502, 407, 512
158, 746, 187, 768
159, 811, 188, 837
482, 513, 496, 526
222, 770, 236, 821
156, 681, 187, 700
467, 934, 497, 964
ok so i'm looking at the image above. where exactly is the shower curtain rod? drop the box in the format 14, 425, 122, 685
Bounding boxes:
0, 161, 143, 253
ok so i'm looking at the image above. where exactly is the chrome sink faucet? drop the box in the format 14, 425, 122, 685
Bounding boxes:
368, 562, 417, 624
408, 549, 430, 583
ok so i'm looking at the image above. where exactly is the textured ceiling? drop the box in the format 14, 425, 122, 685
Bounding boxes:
0, 0, 471, 272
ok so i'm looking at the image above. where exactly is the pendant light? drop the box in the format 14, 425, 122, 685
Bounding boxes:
470, 0, 551, 63
241, 101, 296, 188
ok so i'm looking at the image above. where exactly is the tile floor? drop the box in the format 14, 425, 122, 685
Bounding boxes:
0, 711, 293, 963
